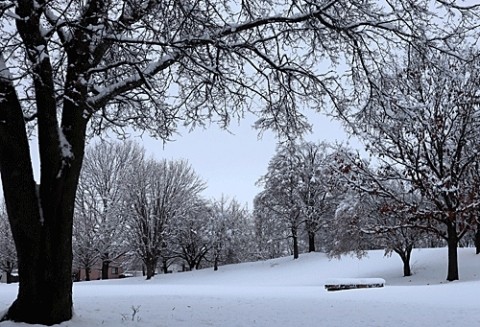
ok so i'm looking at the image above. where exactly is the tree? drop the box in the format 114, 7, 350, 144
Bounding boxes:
257, 141, 305, 259
172, 200, 212, 271
296, 141, 341, 252
351, 47, 480, 281
72, 203, 98, 282
0, 0, 478, 323
252, 194, 290, 259
128, 158, 205, 279
74, 140, 141, 280
332, 181, 431, 277
0, 202, 17, 284
207, 196, 252, 270
257, 140, 342, 255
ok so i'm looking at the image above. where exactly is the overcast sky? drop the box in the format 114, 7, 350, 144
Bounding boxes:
18, 111, 359, 210
139, 111, 361, 209
16, 112, 360, 211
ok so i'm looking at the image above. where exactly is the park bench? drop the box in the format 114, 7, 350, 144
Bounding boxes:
324, 278, 385, 291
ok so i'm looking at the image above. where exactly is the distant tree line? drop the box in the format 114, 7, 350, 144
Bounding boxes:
1, 45, 479, 285
71, 140, 256, 280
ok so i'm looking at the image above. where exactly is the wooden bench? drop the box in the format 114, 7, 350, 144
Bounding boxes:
324, 278, 385, 291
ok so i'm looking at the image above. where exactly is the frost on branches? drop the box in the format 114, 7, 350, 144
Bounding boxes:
0, 0, 479, 324
348, 48, 480, 281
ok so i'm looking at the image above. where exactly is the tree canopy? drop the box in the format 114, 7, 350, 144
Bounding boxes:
1, 0, 480, 324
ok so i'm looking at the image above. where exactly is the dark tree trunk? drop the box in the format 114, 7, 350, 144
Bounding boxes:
145, 256, 157, 280
402, 256, 412, 277
3, 195, 76, 325
292, 226, 299, 259
101, 259, 110, 280
394, 245, 413, 277
5, 271, 13, 284
162, 258, 168, 274
446, 222, 459, 281
0, 54, 87, 324
85, 267, 91, 281
214, 256, 219, 271
308, 231, 316, 252
475, 225, 480, 255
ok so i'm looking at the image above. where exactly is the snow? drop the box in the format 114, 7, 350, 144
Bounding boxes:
1, 248, 480, 326
0, 56, 12, 81
58, 127, 73, 159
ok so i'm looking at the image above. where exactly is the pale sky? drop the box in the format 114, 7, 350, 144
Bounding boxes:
139, 111, 360, 208
20, 111, 358, 210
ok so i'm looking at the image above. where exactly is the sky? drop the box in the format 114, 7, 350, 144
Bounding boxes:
137, 111, 361, 208
18, 109, 360, 210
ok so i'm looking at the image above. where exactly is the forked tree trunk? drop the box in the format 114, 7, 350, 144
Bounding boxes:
394, 245, 413, 277
145, 255, 158, 280
0, 66, 87, 324
2, 179, 77, 325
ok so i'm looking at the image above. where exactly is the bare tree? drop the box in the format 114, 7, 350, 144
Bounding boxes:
74, 140, 142, 280
332, 180, 432, 277
207, 196, 252, 270
128, 158, 206, 279
0, 0, 478, 323
296, 141, 343, 252
350, 47, 480, 281
172, 199, 212, 271
72, 203, 98, 281
252, 194, 290, 259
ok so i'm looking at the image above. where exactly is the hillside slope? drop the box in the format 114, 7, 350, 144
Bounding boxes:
0, 247, 479, 327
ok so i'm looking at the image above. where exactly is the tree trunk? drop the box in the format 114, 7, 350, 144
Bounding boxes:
3, 207, 75, 325
394, 246, 413, 277
292, 226, 299, 259
475, 225, 480, 255
214, 256, 219, 271
402, 253, 412, 277
85, 267, 91, 281
162, 258, 168, 274
145, 256, 157, 280
0, 66, 86, 324
102, 259, 110, 280
0, 69, 83, 325
446, 223, 459, 281
308, 231, 316, 252
6, 271, 13, 284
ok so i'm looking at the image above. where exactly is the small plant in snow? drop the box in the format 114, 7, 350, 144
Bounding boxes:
121, 305, 141, 322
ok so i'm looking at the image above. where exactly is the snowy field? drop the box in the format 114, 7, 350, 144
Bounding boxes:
1, 248, 480, 327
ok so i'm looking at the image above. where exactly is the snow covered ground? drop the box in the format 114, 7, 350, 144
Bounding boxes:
1, 248, 480, 326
